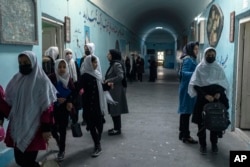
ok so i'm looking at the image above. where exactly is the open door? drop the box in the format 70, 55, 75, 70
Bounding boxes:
42, 27, 57, 54
42, 18, 64, 57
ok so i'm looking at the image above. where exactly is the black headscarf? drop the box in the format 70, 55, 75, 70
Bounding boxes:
180, 41, 199, 59
109, 49, 122, 63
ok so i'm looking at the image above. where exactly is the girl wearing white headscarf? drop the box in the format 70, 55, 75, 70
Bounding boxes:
63, 48, 78, 83
188, 47, 229, 154
63, 48, 82, 122
79, 55, 113, 157
43, 46, 59, 75
80, 43, 102, 75
79, 42, 102, 126
45, 46, 59, 61
0, 51, 57, 167
48, 59, 77, 161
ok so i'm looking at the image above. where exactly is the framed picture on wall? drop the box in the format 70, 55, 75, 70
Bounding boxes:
207, 4, 224, 47
64, 16, 71, 42
0, 0, 38, 45
229, 11, 235, 42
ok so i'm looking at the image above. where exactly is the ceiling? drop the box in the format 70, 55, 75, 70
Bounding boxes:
88, 0, 212, 41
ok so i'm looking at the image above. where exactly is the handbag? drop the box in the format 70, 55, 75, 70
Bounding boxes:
71, 123, 83, 137
202, 102, 231, 131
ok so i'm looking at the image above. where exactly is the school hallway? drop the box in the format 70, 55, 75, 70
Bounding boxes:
7, 67, 249, 167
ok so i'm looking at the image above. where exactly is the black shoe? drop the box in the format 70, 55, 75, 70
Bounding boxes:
182, 137, 198, 144
108, 128, 114, 133
200, 146, 207, 155
108, 129, 121, 136
54, 138, 60, 148
179, 133, 183, 141
57, 151, 65, 161
92, 147, 102, 157
212, 144, 218, 153
217, 131, 223, 138
81, 121, 86, 126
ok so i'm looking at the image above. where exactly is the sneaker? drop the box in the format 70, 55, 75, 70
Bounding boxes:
57, 151, 65, 161
212, 144, 218, 153
200, 146, 207, 155
108, 129, 121, 136
91, 147, 102, 157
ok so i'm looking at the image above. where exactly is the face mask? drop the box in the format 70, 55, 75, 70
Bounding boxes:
206, 57, 215, 63
19, 64, 32, 75
85, 50, 90, 55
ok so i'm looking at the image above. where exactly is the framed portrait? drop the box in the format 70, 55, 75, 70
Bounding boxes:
207, 4, 224, 47
64, 16, 71, 42
0, 0, 38, 45
198, 20, 205, 44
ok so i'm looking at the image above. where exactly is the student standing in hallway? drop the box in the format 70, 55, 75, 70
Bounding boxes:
136, 55, 145, 82
80, 43, 102, 75
188, 47, 229, 154
42, 46, 59, 75
80, 43, 102, 126
0, 51, 57, 167
148, 56, 157, 82
80, 55, 113, 157
178, 41, 199, 144
105, 49, 129, 136
48, 59, 77, 161
63, 48, 81, 123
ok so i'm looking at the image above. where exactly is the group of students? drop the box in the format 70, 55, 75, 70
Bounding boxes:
125, 53, 145, 82
178, 41, 229, 154
0, 43, 129, 167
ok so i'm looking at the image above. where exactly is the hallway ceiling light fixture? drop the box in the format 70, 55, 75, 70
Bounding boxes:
155, 27, 163, 29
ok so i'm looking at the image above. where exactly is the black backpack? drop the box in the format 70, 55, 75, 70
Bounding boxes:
202, 102, 231, 131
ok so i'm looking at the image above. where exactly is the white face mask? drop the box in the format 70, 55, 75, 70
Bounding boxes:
65, 53, 72, 60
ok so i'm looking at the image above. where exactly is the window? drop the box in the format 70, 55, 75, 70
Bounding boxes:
157, 51, 164, 66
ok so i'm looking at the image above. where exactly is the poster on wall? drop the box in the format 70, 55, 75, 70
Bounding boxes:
207, 4, 224, 47
84, 26, 90, 44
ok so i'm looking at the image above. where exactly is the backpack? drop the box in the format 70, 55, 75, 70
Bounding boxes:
202, 102, 231, 131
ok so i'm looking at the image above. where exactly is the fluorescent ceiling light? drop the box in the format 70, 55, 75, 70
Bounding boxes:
155, 27, 163, 29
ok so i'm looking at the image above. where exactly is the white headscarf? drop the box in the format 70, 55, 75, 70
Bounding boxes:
55, 59, 70, 88
44, 46, 59, 62
83, 55, 108, 113
63, 48, 78, 82
188, 47, 229, 97
5, 51, 57, 152
80, 43, 102, 75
